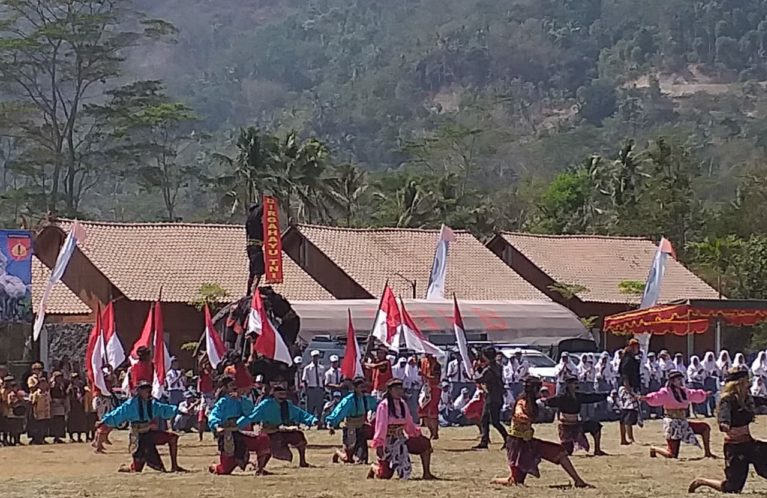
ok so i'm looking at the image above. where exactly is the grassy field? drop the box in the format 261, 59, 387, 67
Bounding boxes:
3, 418, 767, 498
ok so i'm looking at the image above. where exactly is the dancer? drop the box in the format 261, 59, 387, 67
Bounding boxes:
618, 376, 641, 445
473, 346, 509, 450
643, 371, 714, 459
207, 376, 271, 475
368, 378, 434, 480
493, 376, 591, 488
544, 376, 607, 456
238, 384, 317, 467
418, 352, 442, 440
689, 368, 767, 494
326, 377, 378, 464
96, 380, 186, 473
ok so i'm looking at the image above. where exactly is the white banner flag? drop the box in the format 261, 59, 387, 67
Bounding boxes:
425, 225, 456, 300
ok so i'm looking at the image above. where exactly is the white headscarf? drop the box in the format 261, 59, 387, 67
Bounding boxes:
687, 356, 704, 383
612, 350, 623, 371
751, 376, 767, 397
578, 355, 595, 381
716, 350, 731, 371
752, 351, 767, 377
673, 353, 687, 373
596, 352, 615, 383
733, 353, 747, 371
701, 352, 718, 376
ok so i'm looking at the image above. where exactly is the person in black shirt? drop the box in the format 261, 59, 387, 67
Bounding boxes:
689, 368, 767, 494
545, 376, 608, 456
472, 347, 509, 450
619, 339, 642, 392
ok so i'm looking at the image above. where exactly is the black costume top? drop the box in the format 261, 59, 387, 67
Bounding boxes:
474, 362, 505, 403
545, 392, 608, 414
619, 351, 641, 391
719, 394, 767, 429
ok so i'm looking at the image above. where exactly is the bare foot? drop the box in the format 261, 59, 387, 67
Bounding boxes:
575, 481, 594, 489
299, 462, 313, 468
171, 466, 188, 473
422, 473, 438, 480
594, 450, 608, 456
117, 464, 135, 473
649, 448, 657, 458
491, 477, 517, 486
704, 453, 717, 459
332, 453, 339, 464
367, 467, 375, 479
620, 441, 630, 446
688, 479, 703, 493
255, 469, 272, 476
208, 465, 217, 474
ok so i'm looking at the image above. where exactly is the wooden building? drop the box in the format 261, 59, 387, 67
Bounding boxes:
282, 224, 548, 301
34, 220, 332, 367
487, 232, 720, 355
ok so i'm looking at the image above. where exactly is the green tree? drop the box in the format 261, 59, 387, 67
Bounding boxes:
90, 81, 198, 221
0, 0, 175, 214
327, 163, 369, 227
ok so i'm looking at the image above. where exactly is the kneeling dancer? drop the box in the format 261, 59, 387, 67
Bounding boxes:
644, 370, 714, 459
369, 378, 435, 480
97, 380, 186, 473
493, 376, 591, 487
689, 368, 767, 494
208, 376, 271, 475
238, 384, 317, 467
545, 375, 608, 456
326, 377, 378, 464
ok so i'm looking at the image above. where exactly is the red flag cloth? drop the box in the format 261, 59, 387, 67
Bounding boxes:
101, 302, 125, 369
452, 295, 474, 378
85, 307, 109, 395
252, 290, 293, 365
130, 304, 154, 359
341, 309, 362, 379
372, 286, 402, 349
224, 364, 254, 389
204, 304, 227, 368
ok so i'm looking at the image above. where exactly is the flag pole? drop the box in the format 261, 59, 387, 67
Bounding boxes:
363, 279, 389, 360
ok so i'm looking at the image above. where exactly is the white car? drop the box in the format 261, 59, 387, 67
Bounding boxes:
500, 348, 559, 385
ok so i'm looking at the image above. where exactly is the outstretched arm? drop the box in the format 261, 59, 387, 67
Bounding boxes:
325, 396, 352, 429
101, 399, 136, 428
152, 400, 180, 420
290, 402, 319, 427
576, 392, 609, 405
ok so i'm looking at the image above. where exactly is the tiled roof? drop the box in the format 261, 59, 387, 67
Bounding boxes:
498, 233, 719, 304
55, 220, 333, 302
295, 225, 548, 300
31, 256, 91, 315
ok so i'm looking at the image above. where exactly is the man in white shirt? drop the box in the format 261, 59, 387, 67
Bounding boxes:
446, 353, 473, 399
392, 357, 408, 381
165, 357, 185, 406
404, 356, 422, 423
302, 350, 326, 419
324, 355, 344, 395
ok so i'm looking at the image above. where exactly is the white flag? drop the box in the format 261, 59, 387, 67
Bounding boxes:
33, 221, 87, 340
636, 237, 676, 353
425, 224, 456, 300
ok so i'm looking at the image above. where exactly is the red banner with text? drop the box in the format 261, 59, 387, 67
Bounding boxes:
262, 195, 284, 284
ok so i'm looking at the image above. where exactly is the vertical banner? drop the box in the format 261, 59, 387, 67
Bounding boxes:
0, 230, 33, 323
262, 195, 284, 284
425, 224, 456, 300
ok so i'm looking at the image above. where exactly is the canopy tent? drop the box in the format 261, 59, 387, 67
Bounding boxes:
604, 299, 767, 337
290, 299, 590, 345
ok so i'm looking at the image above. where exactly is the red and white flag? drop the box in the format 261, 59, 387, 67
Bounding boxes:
130, 305, 155, 359
101, 302, 125, 369
372, 285, 402, 350
341, 309, 363, 379
453, 296, 474, 378
85, 308, 110, 395
204, 304, 227, 368
400, 299, 445, 358
152, 301, 171, 399
251, 290, 293, 365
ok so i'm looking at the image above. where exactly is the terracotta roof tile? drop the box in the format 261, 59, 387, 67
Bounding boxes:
296, 225, 548, 300
56, 220, 332, 302
498, 233, 719, 304
31, 256, 91, 315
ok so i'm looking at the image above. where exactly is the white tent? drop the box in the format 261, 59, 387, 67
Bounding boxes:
291, 299, 590, 344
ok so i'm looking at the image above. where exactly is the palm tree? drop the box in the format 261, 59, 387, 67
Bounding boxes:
327, 163, 369, 227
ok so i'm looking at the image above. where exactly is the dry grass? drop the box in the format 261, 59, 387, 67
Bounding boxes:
3, 418, 767, 498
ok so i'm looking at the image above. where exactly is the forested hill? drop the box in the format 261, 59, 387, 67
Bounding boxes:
134, 0, 767, 172
4, 0, 767, 320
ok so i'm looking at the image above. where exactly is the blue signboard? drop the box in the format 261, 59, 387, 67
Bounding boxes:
0, 230, 33, 323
